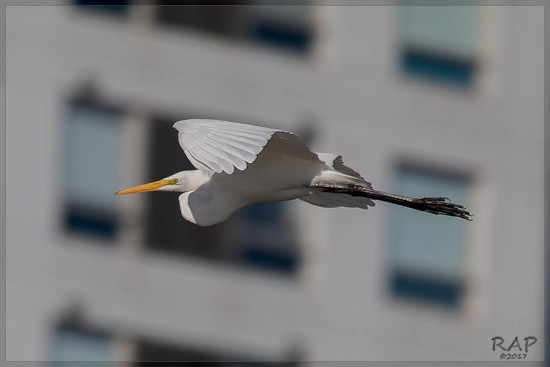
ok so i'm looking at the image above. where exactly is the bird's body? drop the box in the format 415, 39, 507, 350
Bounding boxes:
116, 119, 471, 226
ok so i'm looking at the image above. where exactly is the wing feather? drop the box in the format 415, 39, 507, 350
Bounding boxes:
187, 146, 223, 173
200, 142, 243, 174
207, 135, 258, 163
174, 119, 278, 174
209, 132, 265, 155
192, 144, 234, 174
185, 151, 216, 172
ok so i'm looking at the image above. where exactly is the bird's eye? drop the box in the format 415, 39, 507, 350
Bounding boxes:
171, 178, 178, 184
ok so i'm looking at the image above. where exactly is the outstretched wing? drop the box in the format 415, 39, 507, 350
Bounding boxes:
173, 119, 278, 174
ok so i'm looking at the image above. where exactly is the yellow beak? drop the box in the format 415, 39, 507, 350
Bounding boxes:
115, 178, 177, 195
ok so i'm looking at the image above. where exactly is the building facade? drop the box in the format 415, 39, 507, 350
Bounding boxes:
6, 4, 544, 362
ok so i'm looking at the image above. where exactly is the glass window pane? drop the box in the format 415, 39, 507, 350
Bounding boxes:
63, 103, 122, 239
249, 2, 312, 25
136, 337, 294, 364
51, 327, 111, 363
402, 6, 479, 58
400, 6, 479, 87
248, 4, 313, 53
154, 2, 313, 54
64, 104, 121, 211
235, 202, 301, 275
154, 3, 248, 39
389, 164, 469, 306
73, 0, 130, 16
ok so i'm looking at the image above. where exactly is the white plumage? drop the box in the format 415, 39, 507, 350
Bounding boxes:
174, 119, 277, 174
116, 119, 471, 226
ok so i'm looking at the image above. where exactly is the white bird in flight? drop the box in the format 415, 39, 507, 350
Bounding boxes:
116, 119, 471, 226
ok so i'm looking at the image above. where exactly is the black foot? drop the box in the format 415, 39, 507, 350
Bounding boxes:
420, 197, 472, 221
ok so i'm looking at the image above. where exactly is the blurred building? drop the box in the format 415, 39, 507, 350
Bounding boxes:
6, 3, 544, 363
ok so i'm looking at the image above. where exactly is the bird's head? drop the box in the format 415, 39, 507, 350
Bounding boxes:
115, 171, 200, 195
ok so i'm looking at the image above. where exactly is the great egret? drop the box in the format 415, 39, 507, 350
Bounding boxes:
116, 119, 471, 226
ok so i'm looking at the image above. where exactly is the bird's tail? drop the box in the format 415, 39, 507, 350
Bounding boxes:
310, 184, 472, 220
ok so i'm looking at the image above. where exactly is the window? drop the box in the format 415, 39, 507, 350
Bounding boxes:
136, 338, 299, 365
388, 163, 470, 308
63, 101, 123, 240
136, 339, 227, 363
73, 0, 130, 16
144, 117, 301, 276
232, 202, 301, 274
50, 323, 112, 363
247, 2, 314, 53
154, 2, 314, 54
72, 1, 315, 54
155, 2, 248, 39
144, 117, 231, 259
399, 5, 480, 87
